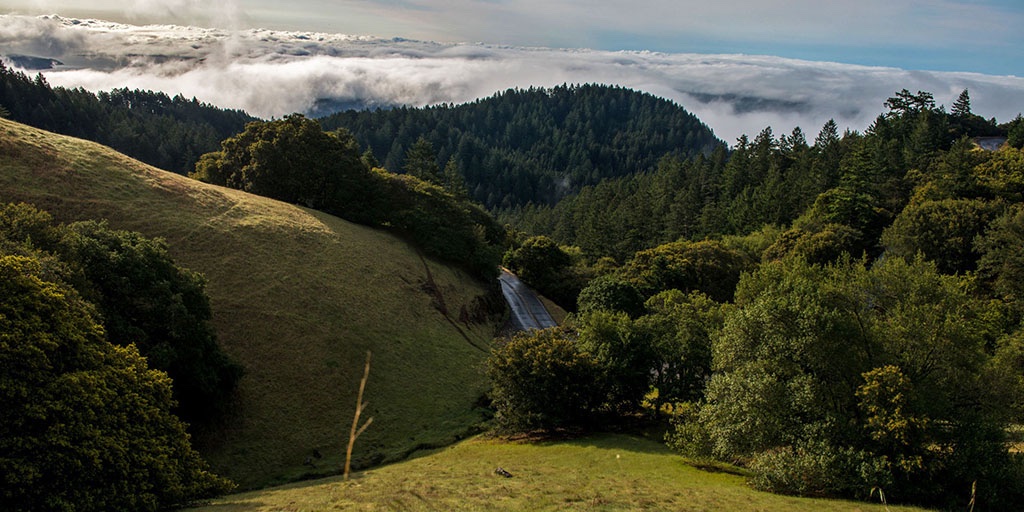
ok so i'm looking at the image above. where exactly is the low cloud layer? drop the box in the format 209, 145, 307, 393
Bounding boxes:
3, 14, 1023, 144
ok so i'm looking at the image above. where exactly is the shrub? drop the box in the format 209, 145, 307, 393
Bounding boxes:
748, 442, 891, 499
486, 328, 604, 432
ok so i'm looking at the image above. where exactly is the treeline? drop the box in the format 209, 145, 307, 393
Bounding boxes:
0, 61, 254, 175
319, 84, 723, 209
491, 90, 1024, 509
0, 203, 238, 511
191, 114, 505, 278
509, 89, 1024, 261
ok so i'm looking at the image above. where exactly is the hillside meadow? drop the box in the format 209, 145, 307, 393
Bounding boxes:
0, 117, 503, 488
185, 433, 930, 511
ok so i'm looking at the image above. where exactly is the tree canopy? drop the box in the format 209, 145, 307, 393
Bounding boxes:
0, 254, 232, 511
0, 203, 242, 425
192, 115, 505, 277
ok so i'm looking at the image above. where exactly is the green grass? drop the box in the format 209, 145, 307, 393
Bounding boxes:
184, 433, 930, 511
0, 118, 502, 488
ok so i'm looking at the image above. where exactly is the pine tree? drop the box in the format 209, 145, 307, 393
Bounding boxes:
951, 89, 972, 118
403, 137, 442, 185
442, 157, 469, 199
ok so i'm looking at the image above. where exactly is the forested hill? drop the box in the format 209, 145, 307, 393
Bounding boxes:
319, 84, 724, 209
0, 61, 255, 175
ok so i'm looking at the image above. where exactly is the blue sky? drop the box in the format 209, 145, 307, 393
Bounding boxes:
6, 0, 1022, 76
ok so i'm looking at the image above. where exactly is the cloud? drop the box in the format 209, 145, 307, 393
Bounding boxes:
3, 14, 1023, 144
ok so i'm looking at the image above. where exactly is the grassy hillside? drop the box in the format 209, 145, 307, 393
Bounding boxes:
0, 117, 503, 488
185, 433, 929, 511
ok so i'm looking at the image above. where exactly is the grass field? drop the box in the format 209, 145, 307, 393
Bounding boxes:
185, 432, 930, 511
0, 118, 503, 488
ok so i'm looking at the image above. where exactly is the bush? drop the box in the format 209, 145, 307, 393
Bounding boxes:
748, 442, 891, 499
486, 328, 604, 432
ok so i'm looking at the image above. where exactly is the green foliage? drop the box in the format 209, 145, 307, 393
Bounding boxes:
618, 239, 750, 303
974, 146, 1024, 201
486, 328, 604, 432
577, 311, 659, 413
748, 442, 892, 499
672, 256, 1021, 506
320, 84, 722, 210
576, 274, 645, 318
762, 223, 863, 264
1008, 115, 1024, 149
404, 136, 443, 185
881, 198, 1000, 274
502, 235, 582, 308
855, 365, 927, 472
0, 254, 232, 511
0, 204, 242, 425
640, 290, 723, 407
60, 220, 245, 423
976, 203, 1024, 306
192, 114, 381, 224
376, 171, 503, 277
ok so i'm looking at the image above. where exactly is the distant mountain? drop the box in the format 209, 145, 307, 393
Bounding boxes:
319, 84, 725, 209
1, 53, 63, 70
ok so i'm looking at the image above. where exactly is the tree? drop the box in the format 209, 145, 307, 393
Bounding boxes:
486, 328, 604, 432
881, 198, 999, 275
502, 235, 579, 308
577, 311, 658, 413
576, 274, 645, 318
1008, 115, 1024, 149
0, 205, 242, 424
672, 256, 1021, 506
59, 221, 244, 423
884, 89, 936, 117
191, 115, 380, 225
0, 254, 232, 511
442, 156, 469, 199
403, 136, 443, 185
639, 290, 723, 408
762, 223, 863, 265
976, 204, 1024, 306
951, 89, 972, 118
618, 239, 750, 303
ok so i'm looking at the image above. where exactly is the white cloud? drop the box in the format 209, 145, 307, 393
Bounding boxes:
3, 14, 1023, 144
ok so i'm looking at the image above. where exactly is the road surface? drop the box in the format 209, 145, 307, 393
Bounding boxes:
498, 269, 558, 331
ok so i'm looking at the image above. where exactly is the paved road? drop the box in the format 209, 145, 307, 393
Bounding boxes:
498, 269, 558, 331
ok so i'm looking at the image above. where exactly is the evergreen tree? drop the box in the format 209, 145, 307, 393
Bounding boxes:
951, 89, 972, 118
442, 157, 469, 199
403, 136, 443, 185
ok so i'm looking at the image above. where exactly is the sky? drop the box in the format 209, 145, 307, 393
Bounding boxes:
1, 1, 1022, 143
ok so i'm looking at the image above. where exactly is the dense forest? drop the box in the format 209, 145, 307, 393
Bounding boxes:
493, 89, 1024, 509
0, 61, 255, 175
508, 90, 1024, 261
319, 84, 723, 209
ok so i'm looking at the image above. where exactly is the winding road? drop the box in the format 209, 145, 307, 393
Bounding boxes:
498, 268, 558, 331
